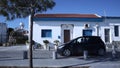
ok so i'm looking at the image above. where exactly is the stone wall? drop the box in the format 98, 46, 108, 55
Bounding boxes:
106, 41, 120, 48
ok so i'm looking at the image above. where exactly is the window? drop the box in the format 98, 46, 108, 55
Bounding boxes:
83, 30, 92, 36
77, 38, 82, 43
41, 29, 52, 38
114, 26, 119, 37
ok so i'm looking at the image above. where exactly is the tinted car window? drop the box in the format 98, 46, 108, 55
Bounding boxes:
77, 38, 82, 43
76, 37, 88, 43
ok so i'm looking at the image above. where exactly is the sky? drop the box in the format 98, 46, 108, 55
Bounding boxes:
0, 0, 120, 29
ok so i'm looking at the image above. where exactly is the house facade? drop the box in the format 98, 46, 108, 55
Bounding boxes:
31, 14, 120, 45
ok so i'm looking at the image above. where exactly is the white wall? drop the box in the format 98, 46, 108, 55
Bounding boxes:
33, 21, 99, 44
110, 23, 120, 41
33, 22, 61, 44
33, 18, 120, 45
100, 18, 120, 43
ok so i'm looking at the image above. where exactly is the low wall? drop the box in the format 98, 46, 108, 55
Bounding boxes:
106, 41, 120, 48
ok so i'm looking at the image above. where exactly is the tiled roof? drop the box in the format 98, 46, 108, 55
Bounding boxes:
34, 14, 101, 18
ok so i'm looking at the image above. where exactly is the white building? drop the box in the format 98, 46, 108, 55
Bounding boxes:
0, 23, 7, 44
31, 14, 120, 45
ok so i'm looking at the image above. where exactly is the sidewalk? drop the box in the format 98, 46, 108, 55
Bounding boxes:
0, 45, 120, 68
0, 44, 27, 51
0, 55, 120, 68
0, 56, 91, 68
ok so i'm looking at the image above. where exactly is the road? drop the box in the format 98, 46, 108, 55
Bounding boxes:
0, 45, 120, 68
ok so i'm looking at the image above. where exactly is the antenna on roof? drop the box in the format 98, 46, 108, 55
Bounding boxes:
103, 10, 107, 23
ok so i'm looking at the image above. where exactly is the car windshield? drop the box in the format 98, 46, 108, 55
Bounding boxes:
69, 38, 77, 43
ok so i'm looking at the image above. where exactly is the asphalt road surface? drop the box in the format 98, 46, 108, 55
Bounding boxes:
0, 45, 120, 68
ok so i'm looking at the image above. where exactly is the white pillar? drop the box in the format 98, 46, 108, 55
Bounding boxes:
83, 50, 88, 60
96, 24, 99, 36
53, 51, 57, 59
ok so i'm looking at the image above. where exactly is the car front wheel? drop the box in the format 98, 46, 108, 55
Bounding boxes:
63, 49, 71, 56
98, 48, 105, 56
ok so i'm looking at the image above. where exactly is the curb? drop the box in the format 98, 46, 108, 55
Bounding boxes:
0, 66, 90, 68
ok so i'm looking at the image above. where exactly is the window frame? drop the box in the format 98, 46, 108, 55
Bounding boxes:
83, 29, 92, 36
114, 25, 119, 37
41, 29, 52, 38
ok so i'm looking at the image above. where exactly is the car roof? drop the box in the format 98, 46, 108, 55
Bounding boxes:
79, 36, 100, 38
67, 36, 101, 43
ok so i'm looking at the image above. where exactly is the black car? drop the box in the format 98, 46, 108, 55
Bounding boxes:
57, 36, 106, 56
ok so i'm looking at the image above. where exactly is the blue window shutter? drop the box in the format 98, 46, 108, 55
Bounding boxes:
83, 30, 92, 36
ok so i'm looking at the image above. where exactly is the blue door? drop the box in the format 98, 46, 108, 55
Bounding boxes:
83, 30, 92, 36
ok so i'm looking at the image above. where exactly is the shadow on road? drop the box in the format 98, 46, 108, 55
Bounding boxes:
65, 51, 120, 67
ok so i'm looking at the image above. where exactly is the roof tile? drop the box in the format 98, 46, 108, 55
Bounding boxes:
34, 14, 100, 18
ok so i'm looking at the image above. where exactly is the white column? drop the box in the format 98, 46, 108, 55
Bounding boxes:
96, 24, 99, 36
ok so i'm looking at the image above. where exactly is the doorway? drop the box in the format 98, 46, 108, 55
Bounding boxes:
64, 30, 70, 43
104, 29, 110, 43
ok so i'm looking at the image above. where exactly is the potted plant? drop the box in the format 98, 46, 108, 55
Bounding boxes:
54, 40, 59, 50
43, 40, 49, 50
25, 40, 29, 49
26, 40, 36, 50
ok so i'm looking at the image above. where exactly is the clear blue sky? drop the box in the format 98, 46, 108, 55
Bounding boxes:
0, 0, 120, 29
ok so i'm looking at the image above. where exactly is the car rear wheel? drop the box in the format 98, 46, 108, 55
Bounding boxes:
63, 49, 71, 56
98, 48, 105, 56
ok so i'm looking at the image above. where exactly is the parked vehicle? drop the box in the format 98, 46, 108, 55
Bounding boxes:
57, 36, 106, 56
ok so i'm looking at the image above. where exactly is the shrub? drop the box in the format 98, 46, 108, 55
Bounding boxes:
43, 40, 49, 45
54, 40, 59, 46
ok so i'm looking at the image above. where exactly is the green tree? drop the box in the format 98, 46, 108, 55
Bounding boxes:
0, 0, 55, 68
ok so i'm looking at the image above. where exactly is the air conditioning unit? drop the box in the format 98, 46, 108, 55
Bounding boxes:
84, 24, 90, 28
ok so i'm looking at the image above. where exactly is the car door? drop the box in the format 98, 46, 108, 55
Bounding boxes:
86, 38, 95, 53
76, 37, 87, 54
71, 39, 80, 55
87, 37, 98, 53
81, 37, 89, 51
69, 38, 82, 55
